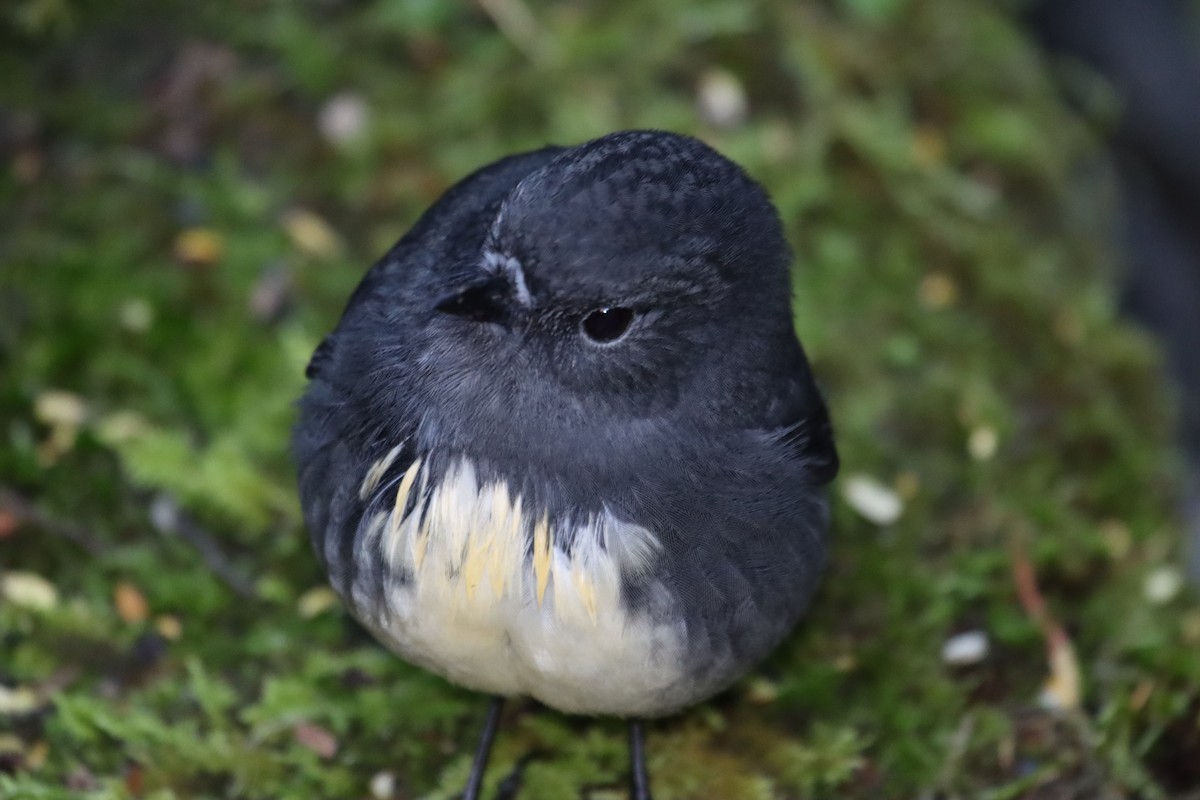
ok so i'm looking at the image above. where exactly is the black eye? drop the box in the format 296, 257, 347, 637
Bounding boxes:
581, 307, 634, 343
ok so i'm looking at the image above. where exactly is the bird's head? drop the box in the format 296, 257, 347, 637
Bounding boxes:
422, 132, 797, 427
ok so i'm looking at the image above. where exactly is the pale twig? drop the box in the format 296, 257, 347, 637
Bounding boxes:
477, 0, 554, 63
149, 493, 258, 600
0, 485, 103, 556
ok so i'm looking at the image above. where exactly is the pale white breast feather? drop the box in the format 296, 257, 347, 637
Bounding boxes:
345, 450, 693, 716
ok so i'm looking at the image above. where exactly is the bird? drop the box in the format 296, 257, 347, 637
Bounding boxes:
293, 130, 838, 800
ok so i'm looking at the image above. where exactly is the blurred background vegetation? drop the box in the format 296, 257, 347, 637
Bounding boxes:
3, 0, 1200, 797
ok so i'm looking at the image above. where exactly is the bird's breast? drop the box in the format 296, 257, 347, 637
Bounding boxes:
343, 453, 697, 716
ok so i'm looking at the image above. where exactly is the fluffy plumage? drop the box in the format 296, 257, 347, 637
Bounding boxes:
294, 130, 838, 718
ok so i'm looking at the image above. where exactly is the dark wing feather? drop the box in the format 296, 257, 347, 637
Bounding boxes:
776, 387, 838, 484
764, 346, 839, 486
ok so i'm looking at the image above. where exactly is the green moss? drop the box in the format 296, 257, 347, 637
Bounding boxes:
2, 1, 1197, 797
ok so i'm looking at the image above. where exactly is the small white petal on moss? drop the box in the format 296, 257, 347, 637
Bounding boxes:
318, 92, 369, 146
0, 571, 59, 611
696, 68, 748, 128
842, 474, 903, 525
369, 771, 396, 800
941, 631, 989, 666
1144, 566, 1183, 605
0, 685, 38, 715
118, 298, 154, 333
34, 390, 87, 429
967, 426, 998, 461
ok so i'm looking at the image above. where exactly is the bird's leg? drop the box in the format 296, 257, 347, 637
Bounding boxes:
629, 719, 653, 800
461, 696, 505, 800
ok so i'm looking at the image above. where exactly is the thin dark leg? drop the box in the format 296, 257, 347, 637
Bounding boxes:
629, 720, 653, 800
462, 696, 504, 800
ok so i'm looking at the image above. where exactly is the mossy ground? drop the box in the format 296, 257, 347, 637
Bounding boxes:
2, 1, 1199, 798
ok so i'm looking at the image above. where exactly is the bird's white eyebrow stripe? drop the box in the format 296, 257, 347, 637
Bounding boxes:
483, 250, 532, 307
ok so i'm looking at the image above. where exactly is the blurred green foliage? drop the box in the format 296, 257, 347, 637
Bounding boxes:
2, 0, 1199, 798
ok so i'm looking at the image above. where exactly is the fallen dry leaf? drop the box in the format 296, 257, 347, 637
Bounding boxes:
293, 722, 338, 759
26, 740, 49, 770
33, 390, 87, 429
281, 208, 342, 260
114, 581, 150, 624
248, 263, 293, 323
156, 615, 183, 640
33, 389, 88, 464
1012, 542, 1082, 711
0, 734, 25, 772
1039, 627, 1081, 711
0, 507, 18, 540
124, 762, 144, 796
94, 410, 152, 446
1128, 680, 1155, 713
911, 124, 947, 167
744, 677, 780, 705
297, 586, 339, 619
918, 271, 959, 309
174, 228, 224, 266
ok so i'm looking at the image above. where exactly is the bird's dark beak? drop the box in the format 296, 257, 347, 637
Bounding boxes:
434, 274, 512, 324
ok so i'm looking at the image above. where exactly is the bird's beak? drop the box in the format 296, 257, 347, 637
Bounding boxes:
434, 274, 512, 324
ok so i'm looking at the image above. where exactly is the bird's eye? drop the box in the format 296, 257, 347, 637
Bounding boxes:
581, 307, 635, 343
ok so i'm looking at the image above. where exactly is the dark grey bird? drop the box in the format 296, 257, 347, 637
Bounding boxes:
293, 130, 838, 799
